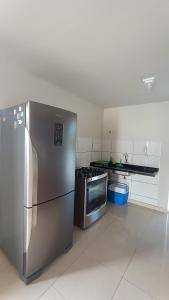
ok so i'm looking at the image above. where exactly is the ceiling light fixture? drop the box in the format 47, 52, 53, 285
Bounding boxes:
142, 76, 155, 89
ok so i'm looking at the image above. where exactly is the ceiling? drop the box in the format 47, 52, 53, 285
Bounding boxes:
0, 0, 169, 108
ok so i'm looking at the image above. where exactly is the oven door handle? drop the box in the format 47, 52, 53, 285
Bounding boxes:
87, 173, 108, 183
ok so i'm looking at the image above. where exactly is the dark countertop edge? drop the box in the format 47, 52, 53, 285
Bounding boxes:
90, 163, 159, 177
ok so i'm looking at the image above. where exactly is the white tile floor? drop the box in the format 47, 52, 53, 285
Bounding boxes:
0, 203, 169, 300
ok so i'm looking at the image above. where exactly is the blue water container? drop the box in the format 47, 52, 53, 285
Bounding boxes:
108, 182, 129, 206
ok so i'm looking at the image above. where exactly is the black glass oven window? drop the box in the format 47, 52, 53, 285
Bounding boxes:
54, 123, 63, 146
86, 178, 106, 214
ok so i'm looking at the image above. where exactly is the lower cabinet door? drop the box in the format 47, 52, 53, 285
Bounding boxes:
24, 192, 74, 279
131, 180, 159, 206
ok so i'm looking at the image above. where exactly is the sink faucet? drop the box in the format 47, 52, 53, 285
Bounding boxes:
123, 153, 128, 163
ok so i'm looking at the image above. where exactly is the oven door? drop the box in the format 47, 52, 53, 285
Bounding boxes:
86, 173, 107, 215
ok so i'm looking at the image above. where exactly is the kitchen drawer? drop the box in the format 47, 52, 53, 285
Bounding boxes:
131, 181, 159, 200
131, 173, 159, 185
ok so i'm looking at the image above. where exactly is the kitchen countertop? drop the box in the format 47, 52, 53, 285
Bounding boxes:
90, 161, 159, 177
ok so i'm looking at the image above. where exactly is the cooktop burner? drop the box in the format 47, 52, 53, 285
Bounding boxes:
76, 167, 105, 178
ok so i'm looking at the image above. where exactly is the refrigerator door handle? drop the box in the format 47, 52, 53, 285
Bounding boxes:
25, 208, 32, 252
25, 128, 38, 209
32, 144, 38, 209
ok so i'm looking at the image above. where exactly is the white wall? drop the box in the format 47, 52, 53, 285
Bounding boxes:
103, 101, 169, 211
0, 60, 103, 166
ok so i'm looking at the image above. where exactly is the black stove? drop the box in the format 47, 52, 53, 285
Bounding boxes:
76, 167, 105, 178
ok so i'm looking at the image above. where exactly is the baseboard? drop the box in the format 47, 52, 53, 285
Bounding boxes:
128, 198, 167, 213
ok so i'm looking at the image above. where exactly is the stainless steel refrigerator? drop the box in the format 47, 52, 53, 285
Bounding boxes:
0, 101, 77, 283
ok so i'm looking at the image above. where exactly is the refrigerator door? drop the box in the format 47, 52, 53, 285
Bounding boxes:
0, 104, 26, 277
25, 101, 77, 207
23, 191, 74, 280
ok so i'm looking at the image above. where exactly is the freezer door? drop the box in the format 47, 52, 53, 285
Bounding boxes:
23, 192, 74, 279
25, 101, 77, 206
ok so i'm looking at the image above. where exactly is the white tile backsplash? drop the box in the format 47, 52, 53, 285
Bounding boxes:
77, 137, 92, 152
102, 139, 112, 152
132, 155, 160, 167
133, 141, 161, 156
101, 151, 111, 161
147, 142, 161, 156
111, 152, 132, 164
112, 140, 133, 154
91, 151, 101, 162
146, 155, 160, 167
133, 141, 148, 155
92, 138, 102, 151
76, 152, 91, 167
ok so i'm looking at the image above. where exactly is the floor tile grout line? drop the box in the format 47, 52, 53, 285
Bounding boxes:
37, 215, 114, 299
109, 275, 124, 300
110, 247, 138, 300
110, 211, 157, 300
52, 215, 157, 299
37, 208, 153, 300
122, 248, 137, 279
36, 245, 87, 300
53, 285, 71, 300
36, 284, 54, 300
51, 287, 69, 300
85, 208, 153, 300
124, 278, 157, 300
110, 210, 154, 300
56, 288, 69, 300
36, 286, 47, 299
37, 249, 84, 300
37, 284, 68, 300
122, 211, 155, 279
51, 219, 116, 296
123, 210, 167, 300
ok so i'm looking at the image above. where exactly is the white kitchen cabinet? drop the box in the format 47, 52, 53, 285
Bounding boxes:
131, 180, 159, 200
131, 173, 159, 185
130, 193, 158, 206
